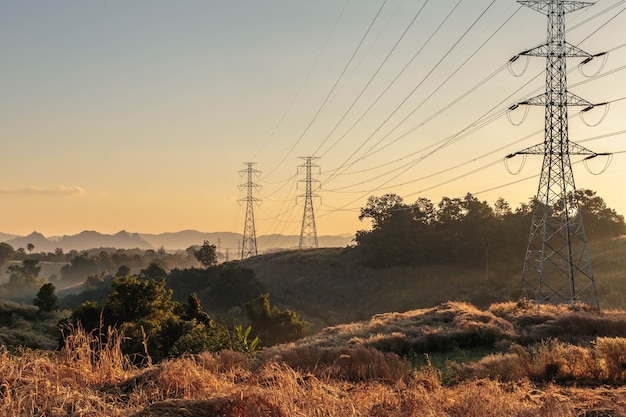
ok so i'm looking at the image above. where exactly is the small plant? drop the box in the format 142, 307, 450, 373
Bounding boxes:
233, 325, 260, 356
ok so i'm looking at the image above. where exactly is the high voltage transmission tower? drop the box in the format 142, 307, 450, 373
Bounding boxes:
298, 157, 320, 249
507, 0, 607, 309
238, 162, 261, 259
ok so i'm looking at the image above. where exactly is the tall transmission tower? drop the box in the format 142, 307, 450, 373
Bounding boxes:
238, 162, 261, 259
507, 0, 606, 308
298, 157, 320, 249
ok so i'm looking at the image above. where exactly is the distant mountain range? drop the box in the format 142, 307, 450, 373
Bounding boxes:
0, 230, 354, 253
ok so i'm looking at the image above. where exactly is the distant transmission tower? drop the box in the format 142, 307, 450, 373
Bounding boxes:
238, 162, 261, 259
507, 0, 606, 308
298, 157, 320, 249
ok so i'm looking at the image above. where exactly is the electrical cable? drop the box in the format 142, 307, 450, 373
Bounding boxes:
316, 0, 464, 160
323, 0, 495, 184
252, 0, 351, 161
261, 0, 389, 180
311, 0, 431, 156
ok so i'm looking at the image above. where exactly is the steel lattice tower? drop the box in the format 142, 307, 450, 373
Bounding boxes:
238, 162, 261, 259
298, 157, 320, 249
509, 0, 603, 308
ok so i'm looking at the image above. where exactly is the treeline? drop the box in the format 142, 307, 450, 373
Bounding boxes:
62, 262, 310, 363
0, 245, 202, 299
356, 189, 626, 269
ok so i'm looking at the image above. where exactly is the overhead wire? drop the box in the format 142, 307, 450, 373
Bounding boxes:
324, 0, 626, 183
316, 0, 464, 160
323, 0, 500, 186
266, 0, 626, 224
321, 39, 626, 196
261, 0, 389, 181
325, 4, 524, 182
251, 0, 351, 160
310, 0, 431, 157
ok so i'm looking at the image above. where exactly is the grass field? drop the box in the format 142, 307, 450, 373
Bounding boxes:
3, 301, 626, 416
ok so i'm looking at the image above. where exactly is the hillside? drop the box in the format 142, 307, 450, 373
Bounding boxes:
240, 236, 626, 329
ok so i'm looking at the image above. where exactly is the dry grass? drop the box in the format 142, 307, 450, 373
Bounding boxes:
5, 303, 626, 416
2, 325, 626, 416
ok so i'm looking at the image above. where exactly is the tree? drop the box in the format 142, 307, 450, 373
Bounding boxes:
26, 243, 35, 255
0, 243, 14, 267
139, 262, 167, 281
194, 240, 218, 267
359, 194, 405, 230
7, 259, 42, 287
33, 283, 58, 312
104, 276, 175, 324
245, 293, 311, 346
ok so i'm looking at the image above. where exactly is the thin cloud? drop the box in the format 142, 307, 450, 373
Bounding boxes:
0, 186, 85, 196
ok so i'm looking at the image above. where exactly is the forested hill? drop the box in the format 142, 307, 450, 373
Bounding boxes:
239, 236, 626, 329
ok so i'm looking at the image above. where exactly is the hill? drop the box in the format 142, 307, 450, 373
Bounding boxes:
239, 236, 626, 329
0, 230, 354, 252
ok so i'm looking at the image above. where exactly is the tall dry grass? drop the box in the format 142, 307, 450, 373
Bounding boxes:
4, 305, 626, 416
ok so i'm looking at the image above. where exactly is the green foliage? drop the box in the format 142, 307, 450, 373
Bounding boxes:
2, 260, 45, 299
0, 242, 15, 267
232, 325, 260, 356
355, 190, 625, 270
104, 276, 175, 324
7, 259, 42, 286
168, 323, 232, 357
70, 301, 102, 331
60, 252, 100, 282
138, 262, 167, 280
194, 240, 218, 267
183, 293, 215, 327
245, 293, 311, 347
167, 265, 266, 314
33, 283, 58, 312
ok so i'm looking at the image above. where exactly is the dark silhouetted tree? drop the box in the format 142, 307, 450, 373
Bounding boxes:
33, 283, 58, 312
194, 241, 217, 267
0, 243, 14, 267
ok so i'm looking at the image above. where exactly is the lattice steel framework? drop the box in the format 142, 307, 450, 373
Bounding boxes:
509, 0, 602, 308
238, 162, 261, 259
298, 157, 320, 249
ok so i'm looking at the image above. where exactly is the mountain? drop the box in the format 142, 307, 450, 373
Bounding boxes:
139, 232, 354, 252
139, 231, 241, 252
58, 230, 152, 251
6, 231, 53, 252
4, 230, 152, 252
0, 230, 354, 252
0, 232, 18, 243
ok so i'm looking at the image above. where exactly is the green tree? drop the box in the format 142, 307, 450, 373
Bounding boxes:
194, 241, 218, 267
7, 259, 42, 287
104, 276, 175, 324
0, 243, 15, 267
359, 194, 405, 230
245, 293, 311, 346
33, 283, 58, 312
139, 262, 167, 281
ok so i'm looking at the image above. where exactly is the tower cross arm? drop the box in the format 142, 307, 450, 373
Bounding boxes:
507, 141, 597, 157
517, 92, 593, 107
518, 42, 593, 59
518, 1, 594, 14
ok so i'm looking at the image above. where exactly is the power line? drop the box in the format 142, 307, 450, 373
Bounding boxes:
262, 0, 389, 180
311, 0, 431, 156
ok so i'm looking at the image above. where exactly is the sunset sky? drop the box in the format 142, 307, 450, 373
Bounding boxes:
1, 0, 625, 239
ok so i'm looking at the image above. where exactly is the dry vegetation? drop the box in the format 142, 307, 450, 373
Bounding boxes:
3, 301, 626, 416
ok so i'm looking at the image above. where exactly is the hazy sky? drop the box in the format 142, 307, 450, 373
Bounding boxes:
1, 0, 625, 239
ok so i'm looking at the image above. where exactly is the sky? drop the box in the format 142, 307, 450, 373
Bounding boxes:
0, 0, 625, 240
